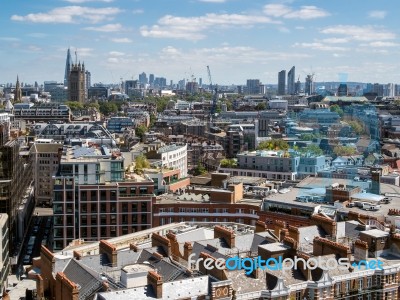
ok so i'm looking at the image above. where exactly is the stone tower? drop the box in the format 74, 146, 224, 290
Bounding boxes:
14, 76, 22, 103
68, 62, 86, 103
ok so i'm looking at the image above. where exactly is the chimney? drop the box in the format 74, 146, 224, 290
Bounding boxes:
147, 271, 163, 299
311, 214, 337, 240
274, 220, 286, 239
151, 232, 171, 256
214, 225, 235, 248
255, 220, 268, 233
99, 240, 117, 267
184, 242, 193, 261
130, 243, 139, 252
354, 240, 368, 262
73, 251, 81, 260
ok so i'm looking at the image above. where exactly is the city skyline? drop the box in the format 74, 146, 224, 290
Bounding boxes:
0, 0, 399, 85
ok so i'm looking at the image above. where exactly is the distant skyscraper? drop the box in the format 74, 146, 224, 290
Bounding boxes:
372, 83, 384, 97
246, 79, 261, 95
305, 75, 314, 95
295, 79, 301, 94
139, 72, 148, 85
337, 84, 348, 96
64, 48, 72, 87
68, 62, 86, 103
149, 74, 154, 86
287, 66, 295, 95
199, 78, 202, 87
278, 70, 286, 95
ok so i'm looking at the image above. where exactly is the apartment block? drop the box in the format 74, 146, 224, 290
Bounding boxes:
52, 144, 155, 251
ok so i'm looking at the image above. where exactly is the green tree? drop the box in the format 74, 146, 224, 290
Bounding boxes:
255, 102, 266, 111
347, 120, 364, 135
257, 139, 289, 151
220, 158, 237, 168
99, 101, 118, 115
300, 144, 323, 156
65, 101, 84, 111
193, 163, 207, 176
333, 145, 357, 156
330, 104, 344, 118
135, 125, 148, 140
134, 155, 150, 174
84, 102, 100, 110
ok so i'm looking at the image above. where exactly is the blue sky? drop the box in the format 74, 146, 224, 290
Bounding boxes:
1, 0, 399, 85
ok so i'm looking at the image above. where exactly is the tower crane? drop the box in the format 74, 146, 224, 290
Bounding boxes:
206, 65, 218, 121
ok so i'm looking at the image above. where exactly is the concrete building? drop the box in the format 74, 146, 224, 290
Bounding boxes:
246, 79, 261, 95
277, 70, 286, 95
33, 122, 114, 144
157, 144, 188, 177
52, 144, 156, 251
106, 117, 134, 133
220, 150, 328, 180
287, 66, 296, 95
0, 214, 9, 296
0, 139, 33, 254
12, 103, 71, 123
30, 143, 62, 206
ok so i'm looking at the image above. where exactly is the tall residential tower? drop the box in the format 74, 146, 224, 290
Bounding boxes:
278, 70, 286, 95
287, 66, 296, 95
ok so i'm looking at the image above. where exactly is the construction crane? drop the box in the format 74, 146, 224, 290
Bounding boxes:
206, 65, 218, 121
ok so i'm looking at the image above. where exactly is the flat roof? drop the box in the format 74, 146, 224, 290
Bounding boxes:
360, 229, 390, 238
351, 193, 384, 202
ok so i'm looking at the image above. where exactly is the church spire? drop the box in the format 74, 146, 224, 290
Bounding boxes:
14, 75, 22, 103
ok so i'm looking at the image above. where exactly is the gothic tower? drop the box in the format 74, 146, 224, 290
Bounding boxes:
68, 62, 86, 103
14, 76, 22, 103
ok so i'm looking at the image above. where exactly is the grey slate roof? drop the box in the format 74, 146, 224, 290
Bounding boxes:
63, 259, 103, 300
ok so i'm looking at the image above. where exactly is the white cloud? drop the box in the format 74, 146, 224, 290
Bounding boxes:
27, 45, 42, 51
84, 23, 123, 32
293, 42, 347, 52
0, 37, 20, 42
320, 25, 396, 41
368, 10, 387, 19
264, 4, 330, 20
27, 33, 48, 38
109, 51, 125, 56
198, 0, 226, 2
361, 41, 399, 47
321, 37, 349, 44
64, 0, 114, 2
140, 13, 278, 40
11, 6, 121, 24
111, 37, 133, 43
132, 9, 144, 14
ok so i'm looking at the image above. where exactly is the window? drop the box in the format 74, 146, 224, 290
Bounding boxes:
358, 278, 363, 290
336, 283, 341, 296
81, 216, 87, 225
376, 275, 381, 286
132, 203, 138, 212
367, 276, 372, 288
345, 281, 350, 293
141, 202, 148, 212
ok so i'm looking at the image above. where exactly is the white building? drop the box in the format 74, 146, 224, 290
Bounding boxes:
158, 144, 188, 177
